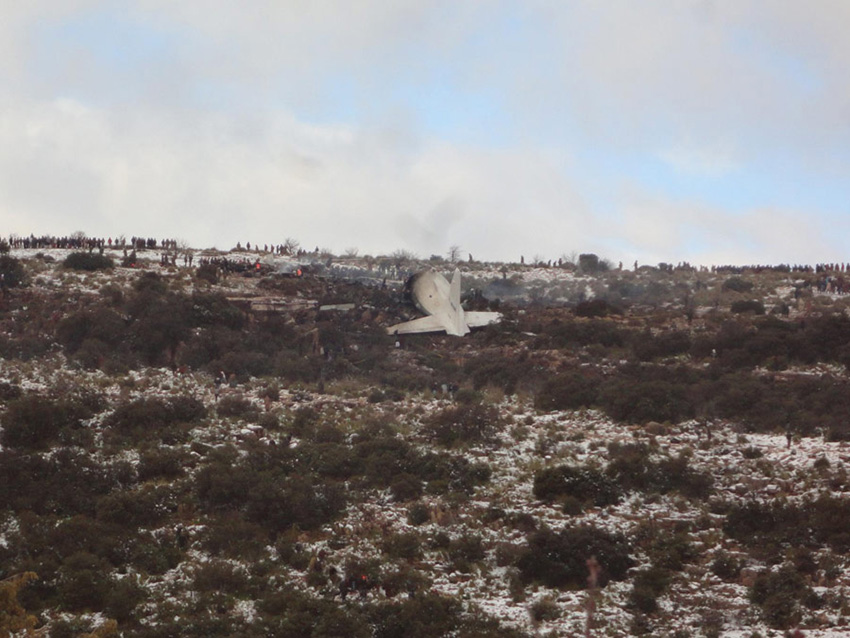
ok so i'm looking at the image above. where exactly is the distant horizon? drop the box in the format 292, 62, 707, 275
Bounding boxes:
7, 228, 850, 272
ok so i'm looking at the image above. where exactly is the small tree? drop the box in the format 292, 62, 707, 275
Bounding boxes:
0, 255, 25, 288
0, 572, 39, 636
284, 237, 300, 254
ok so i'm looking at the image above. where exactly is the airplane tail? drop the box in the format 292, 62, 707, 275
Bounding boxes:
449, 269, 467, 335
450, 268, 462, 311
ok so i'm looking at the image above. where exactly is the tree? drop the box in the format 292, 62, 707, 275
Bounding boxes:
0, 572, 39, 636
0, 255, 25, 288
447, 245, 462, 263
284, 237, 300, 254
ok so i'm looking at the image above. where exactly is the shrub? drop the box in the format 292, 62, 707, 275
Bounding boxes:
243, 475, 346, 533
382, 532, 422, 562
407, 502, 431, 526
196, 263, 218, 284
722, 277, 753, 293
190, 292, 245, 329
193, 559, 250, 594
645, 528, 697, 571
56, 308, 126, 356
532, 465, 622, 508
731, 300, 766, 315
216, 394, 259, 420
105, 396, 206, 444
711, 551, 742, 581
200, 514, 268, 560
0, 381, 22, 401
577, 254, 609, 274
517, 525, 634, 589
0, 255, 25, 288
448, 534, 485, 572
96, 485, 175, 528
534, 370, 600, 411
370, 593, 462, 638
138, 447, 189, 481
600, 377, 693, 424
750, 565, 817, 629
390, 473, 424, 502
422, 402, 502, 447
63, 252, 113, 271
127, 537, 182, 575
104, 576, 145, 623
529, 596, 561, 622
0, 395, 91, 451
380, 567, 431, 599
575, 299, 619, 317
632, 330, 692, 361
628, 567, 670, 614
0, 449, 127, 517
605, 443, 712, 499
57, 552, 113, 611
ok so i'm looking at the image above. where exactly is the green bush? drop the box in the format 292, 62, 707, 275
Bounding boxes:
628, 567, 670, 614
96, 485, 175, 528
0, 381, 22, 401
448, 534, 485, 572
632, 330, 692, 361
63, 252, 113, 271
382, 532, 422, 561
407, 502, 431, 526
196, 263, 219, 284
731, 300, 766, 315
529, 596, 561, 622
0, 394, 92, 450
0, 255, 25, 287
193, 559, 250, 594
56, 308, 127, 356
532, 465, 622, 508
422, 402, 502, 447
516, 525, 634, 589
722, 277, 754, 293
390, 472, 424, 502
370, 593, 462, 638
200, 514, 268, 560
606, 443, 713, 499
534, 370, 600, 411
57, 552, 113, 611
138, 447, 189, 481
104, 576, 145, 623
600, 377, 693, 424
575, 299, 620, 317
216, 394, 259, 420
750, 565, 818, 629
105, 396, 206, 443
0, 449, 126, 517
711, 551, 742, 581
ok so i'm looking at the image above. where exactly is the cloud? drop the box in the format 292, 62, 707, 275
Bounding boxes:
610, 183, 839, 266
0, 96, 595, 260
1, 1, 849, 265
659, 138, 741, 176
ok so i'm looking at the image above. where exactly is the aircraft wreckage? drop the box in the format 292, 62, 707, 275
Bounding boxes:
386, 268, 501, 337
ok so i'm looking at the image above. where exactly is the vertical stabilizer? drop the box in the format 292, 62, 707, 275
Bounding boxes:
450, 269, 462, 311
449, 269, 468, 335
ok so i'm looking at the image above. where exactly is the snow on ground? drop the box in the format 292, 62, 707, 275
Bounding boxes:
5, 247, 850, 636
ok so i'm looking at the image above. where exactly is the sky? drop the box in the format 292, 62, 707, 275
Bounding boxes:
1, 1, 849, 266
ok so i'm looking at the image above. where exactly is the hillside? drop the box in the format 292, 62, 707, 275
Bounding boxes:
3, 243, 850, 637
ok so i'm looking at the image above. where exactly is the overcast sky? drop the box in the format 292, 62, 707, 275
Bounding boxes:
2, 1, 849, 265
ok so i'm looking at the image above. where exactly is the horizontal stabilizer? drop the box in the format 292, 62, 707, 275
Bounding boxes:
464, 311, 502, 328
387, 315, 450, 335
